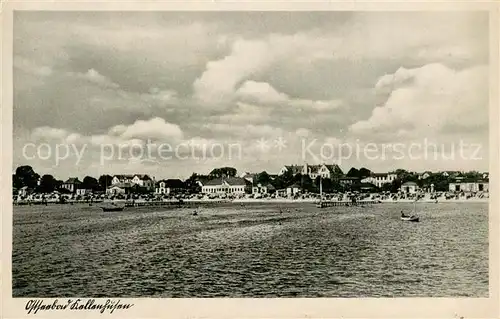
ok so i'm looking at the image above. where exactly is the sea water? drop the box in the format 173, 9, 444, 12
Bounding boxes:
12, 202, 489, 297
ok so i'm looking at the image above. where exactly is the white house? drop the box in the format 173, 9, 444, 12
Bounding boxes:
252, 183, 276, 195
18, 186, 29, 197
239, 172, 256, 184
401, 182, 419, 194
418, 171, 432, 180
449, 181, 489, 192
62, 177, 82, 193
278, 165, 302, 176
302, 163, 343, 179
112, 174, 154, 191
287, 184, 301, 196
106, 183, 130, 195
201, 177, 248, 195
155, 179, 185, 195
361, 173, 397, 188
442, 171, 461, 177
279, 163, 343, 180
76, 188, 92, 196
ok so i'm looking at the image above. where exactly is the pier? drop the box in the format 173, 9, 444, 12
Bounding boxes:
316, 200, 380, 208
124, 200, 231, 208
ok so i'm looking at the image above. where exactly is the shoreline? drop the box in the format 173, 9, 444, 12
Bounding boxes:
13, 197, 489, 206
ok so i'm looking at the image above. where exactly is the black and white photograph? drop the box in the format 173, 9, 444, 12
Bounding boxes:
2, 3, 499, 318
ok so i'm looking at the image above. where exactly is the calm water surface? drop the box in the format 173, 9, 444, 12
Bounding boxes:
12, 202, 488, 297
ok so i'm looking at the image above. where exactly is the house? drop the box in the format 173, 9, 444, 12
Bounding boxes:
279, 163, 343, 180
287, 183, 301, 196
111, 174, 134, 185
76, 188, 92, 196
106, 183, 132, 195
155, 179, 185, 195
201, 177, 249, 195
401, 181, 419, 194
301, 163, 343, 179
449, 180, 489, 192
240, 172, 256, 184
132, 174, 154, 190
339, 176, 360, 186
418, 171, 432, 180
18, 186, 30, 197
361, 173, 397, 188
359, 183, 378, 193
62, 177, 82, 193
278, 165, 303, 176
112, 174, 154, 191
252, 183, 276, 195
441, 171, 461, 177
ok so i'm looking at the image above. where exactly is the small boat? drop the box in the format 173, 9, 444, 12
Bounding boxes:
101, 206, 125, 212
100, 202, 125, 212
401, 215, 419, 222
401, 201, 420, 222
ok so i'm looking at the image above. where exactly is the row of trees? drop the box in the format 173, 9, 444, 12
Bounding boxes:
13, 165, 114, 194
13, 165, 486, 195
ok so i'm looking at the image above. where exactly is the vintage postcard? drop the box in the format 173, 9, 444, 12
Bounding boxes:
1, 1, 499, 318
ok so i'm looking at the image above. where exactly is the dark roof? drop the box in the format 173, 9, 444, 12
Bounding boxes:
371, 173, 394, 177
284, 165, 302, 175
402, 182, 418, 186
160, 179, 185, 188
109, 182, 132, 188
204, 177, 247, 186
451, 179, 488, 183
266, 184, 276, 190
340, 176, 360, 180
225, 177, 248, 186
135, 174, 152, 180
65, 177, 81, 184
324, 164, 343, 175
114, 174, 135, 179
289, 183, 301, 188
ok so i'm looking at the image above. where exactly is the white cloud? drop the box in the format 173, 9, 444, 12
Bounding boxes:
349, 63, 488, 137
111, 117, 183, 141
236, 80, 289, 104
73, 68, 120, 89
193, 38, 273, 105
31, 127, 70, 142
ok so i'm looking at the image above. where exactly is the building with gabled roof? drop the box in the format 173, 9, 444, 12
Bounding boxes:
112, 174, 154, 191
201, 177, 250, 195
62, 177, 82, 193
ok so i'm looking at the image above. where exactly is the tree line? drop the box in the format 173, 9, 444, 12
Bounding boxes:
12, 165, 114, 194
13, 165, 486, 195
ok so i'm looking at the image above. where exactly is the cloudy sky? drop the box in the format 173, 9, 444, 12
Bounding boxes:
13, 11, 489, 180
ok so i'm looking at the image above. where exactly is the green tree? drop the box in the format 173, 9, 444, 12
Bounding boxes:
358, 167, 372, 178
98, 175, 113, 190
256, 171, 271, 185
83, 176, 99, 191
13, 165, 40, 189
38, 174, 57, 193
381, 179, 402, 193
346, 167, 360, 178
301, 175, 314, 192
184, 173, 202, 193
273, 169, 294, 189
209, 167, 237, 178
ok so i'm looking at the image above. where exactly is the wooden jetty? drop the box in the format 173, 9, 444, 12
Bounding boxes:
315, 200, 380, 208
124, 200, 231, 208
